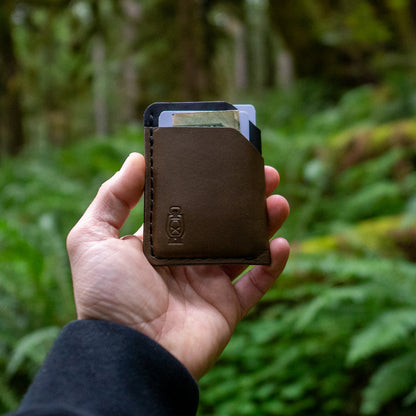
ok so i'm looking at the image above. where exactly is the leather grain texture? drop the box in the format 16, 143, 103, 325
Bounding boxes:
144, 126, 270, 265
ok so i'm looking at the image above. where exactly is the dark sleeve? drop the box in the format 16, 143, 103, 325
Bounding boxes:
14, 320, 199, 416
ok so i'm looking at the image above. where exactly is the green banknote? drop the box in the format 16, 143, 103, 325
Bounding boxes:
172, 110, 240, 130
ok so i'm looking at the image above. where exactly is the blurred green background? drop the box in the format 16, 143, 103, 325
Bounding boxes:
1, 0, 416, 414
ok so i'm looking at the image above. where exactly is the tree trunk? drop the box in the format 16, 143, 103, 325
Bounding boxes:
223, 16, 249, 92
268, 0, 376, 86
177, 0, 199, 100
92, 34, 108, 136
0, 1, 25, 155
176, 0, 209, 100
387, 0, 416, 53
277, 49, 294, 90
234, 21, 248, 91
90, 0, 108, 136
121, 0, 141, 123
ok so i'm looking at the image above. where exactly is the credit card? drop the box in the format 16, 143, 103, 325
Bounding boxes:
158, 104, 255, 141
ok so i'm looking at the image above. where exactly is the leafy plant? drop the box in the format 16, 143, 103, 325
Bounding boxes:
1, 82, 416, 416
0, 128, 144, 412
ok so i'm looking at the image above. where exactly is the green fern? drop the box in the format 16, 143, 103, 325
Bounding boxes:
348, 309, 416, 365
0, 378, 19, 412
6, 327, 61, 378
294, 285, 374, 331
361, 352, 416, 415
2, 83, 416, 415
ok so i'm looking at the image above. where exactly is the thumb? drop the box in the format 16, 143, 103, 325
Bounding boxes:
69, 153, 145, 243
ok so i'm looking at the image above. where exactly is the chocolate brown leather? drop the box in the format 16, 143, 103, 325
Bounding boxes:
143, 126, 270, 265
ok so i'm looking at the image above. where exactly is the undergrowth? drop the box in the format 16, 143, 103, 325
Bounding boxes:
1, 80, 416, 415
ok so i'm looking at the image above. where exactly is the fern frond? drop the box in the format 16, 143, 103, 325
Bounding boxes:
404, 385, 416, 406
347, 308, 416, 365
361, 352, 416, 415
295, 284, 374, 331
6, 326, 60, 377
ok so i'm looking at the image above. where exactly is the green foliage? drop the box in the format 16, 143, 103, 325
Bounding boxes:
6, 326, 61, 378
348, 309, 416, 365
1, 81, 416, 415
0, 127, 144, 412
253, 80, 416, 241
198, 82, 416, 415
0, 216, 71, 409
361, 352, 416, 415
199, 252, 416, 416
2, 0, 416, 413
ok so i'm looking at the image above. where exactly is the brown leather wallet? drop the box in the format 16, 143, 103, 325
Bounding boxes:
143, 104, 270, 266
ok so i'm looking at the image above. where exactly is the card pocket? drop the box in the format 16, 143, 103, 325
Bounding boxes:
143, 126, 270, 265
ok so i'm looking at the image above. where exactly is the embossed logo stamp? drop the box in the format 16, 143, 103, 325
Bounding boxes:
166, 206, 184, 244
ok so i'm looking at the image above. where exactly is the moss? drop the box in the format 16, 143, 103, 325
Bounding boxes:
328, 119, 416, 171
294, 235, 339, 254
294, 215, 416, 260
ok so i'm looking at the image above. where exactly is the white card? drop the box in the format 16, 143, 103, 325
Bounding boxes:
158, 104, 256, 141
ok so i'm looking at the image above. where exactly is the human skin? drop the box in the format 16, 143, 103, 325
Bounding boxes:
67, 152, 290, 380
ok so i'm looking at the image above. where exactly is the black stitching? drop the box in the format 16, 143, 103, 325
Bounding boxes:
149, 113, 155, 256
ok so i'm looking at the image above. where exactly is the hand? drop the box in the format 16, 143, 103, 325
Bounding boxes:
67, 153, 290, 380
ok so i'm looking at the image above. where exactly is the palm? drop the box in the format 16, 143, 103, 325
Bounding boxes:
67, 153, 290, 379
73, 235, 242, 378
152, 265, 242, 379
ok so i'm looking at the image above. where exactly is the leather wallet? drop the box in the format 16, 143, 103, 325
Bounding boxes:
143, 101, 270, 266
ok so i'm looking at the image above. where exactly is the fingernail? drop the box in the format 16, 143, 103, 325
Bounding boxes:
120, 153, 135, 171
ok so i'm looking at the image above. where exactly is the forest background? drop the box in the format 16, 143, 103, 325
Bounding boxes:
1, 0, 416, 415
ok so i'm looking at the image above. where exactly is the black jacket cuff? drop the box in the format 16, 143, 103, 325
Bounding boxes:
17, 320, 199, 416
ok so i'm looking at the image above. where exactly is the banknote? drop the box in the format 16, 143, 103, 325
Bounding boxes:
172, 110, 240, 130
